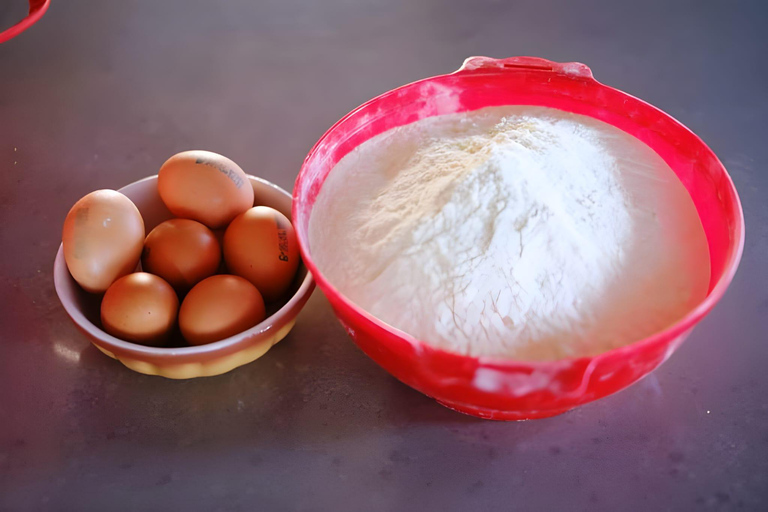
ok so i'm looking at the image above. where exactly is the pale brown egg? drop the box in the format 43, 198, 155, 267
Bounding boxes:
100, 272, 178, 346
223, 206, 300, 302
142, 219, 220, 293
179, 275, 266, 346
62, 190, 145, 293
157, 150, 254, 229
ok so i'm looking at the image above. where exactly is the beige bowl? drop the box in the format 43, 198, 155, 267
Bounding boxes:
53, 175, 315, 379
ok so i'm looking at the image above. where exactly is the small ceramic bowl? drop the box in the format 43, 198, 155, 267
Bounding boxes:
54, 175, 315, 379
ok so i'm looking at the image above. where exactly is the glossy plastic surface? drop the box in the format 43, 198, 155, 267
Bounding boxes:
293, 56, 745, 420
54, 175, 315, 379
0, 0, 49, 44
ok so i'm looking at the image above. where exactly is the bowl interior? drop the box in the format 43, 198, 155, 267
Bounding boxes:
294, 61, 745, 362
55, 175, 310, 354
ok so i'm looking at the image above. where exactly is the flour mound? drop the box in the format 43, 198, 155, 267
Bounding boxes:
353, 115, 631, 356
309, 106, 710, 360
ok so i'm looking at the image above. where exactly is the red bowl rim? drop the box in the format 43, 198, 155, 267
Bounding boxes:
0, 0, 50, 44
293, 56, 746, 369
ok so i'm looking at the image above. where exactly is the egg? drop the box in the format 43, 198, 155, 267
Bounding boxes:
223, 206, 300, 302
100, 272, 178, 346
142, 219, 221, 293
62, 190, 145, 293
179, 275, 266, 345
157, 150, 254, 229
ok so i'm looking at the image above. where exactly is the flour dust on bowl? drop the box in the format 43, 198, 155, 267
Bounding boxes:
293, 57, 744, 420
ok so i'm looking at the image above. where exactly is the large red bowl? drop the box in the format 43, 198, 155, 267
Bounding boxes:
292, 56, 745, 420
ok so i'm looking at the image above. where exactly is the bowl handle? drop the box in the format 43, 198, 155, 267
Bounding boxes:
455, 56, 595, 80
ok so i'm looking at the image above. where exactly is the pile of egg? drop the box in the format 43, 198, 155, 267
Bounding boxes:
61, 150, 299, 347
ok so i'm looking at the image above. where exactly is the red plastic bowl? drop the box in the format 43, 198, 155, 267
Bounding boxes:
293, 56, 745, 420
0, 0, 49, 44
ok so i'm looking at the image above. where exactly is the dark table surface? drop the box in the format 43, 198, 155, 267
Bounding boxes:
2, 1, 767, 510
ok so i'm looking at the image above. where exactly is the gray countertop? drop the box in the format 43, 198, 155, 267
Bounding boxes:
1, 0, 767, 510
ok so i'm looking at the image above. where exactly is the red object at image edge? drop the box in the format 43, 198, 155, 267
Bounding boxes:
0, 1, 50, 44
292, 56, 745, 420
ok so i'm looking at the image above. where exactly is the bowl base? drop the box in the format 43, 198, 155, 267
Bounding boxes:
435, 398, 573, 421
90, 319, 296, 379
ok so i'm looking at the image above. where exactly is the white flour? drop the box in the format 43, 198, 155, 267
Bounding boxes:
310, 106, 710, 360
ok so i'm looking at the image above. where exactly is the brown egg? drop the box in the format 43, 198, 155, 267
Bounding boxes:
100, 272, 178, 346
157, 150, 254, 229
142, 219, 220, 293
179, 275, 266, 345
62, 190, 145, 293
223, 206, 300, 302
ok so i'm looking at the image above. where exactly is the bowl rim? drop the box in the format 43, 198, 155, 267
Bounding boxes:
293, 56, 746, 369
0, 0, 50, 44
54, 174, 315, 357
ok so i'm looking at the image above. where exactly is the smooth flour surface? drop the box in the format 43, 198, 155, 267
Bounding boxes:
309, 106, 710, 360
